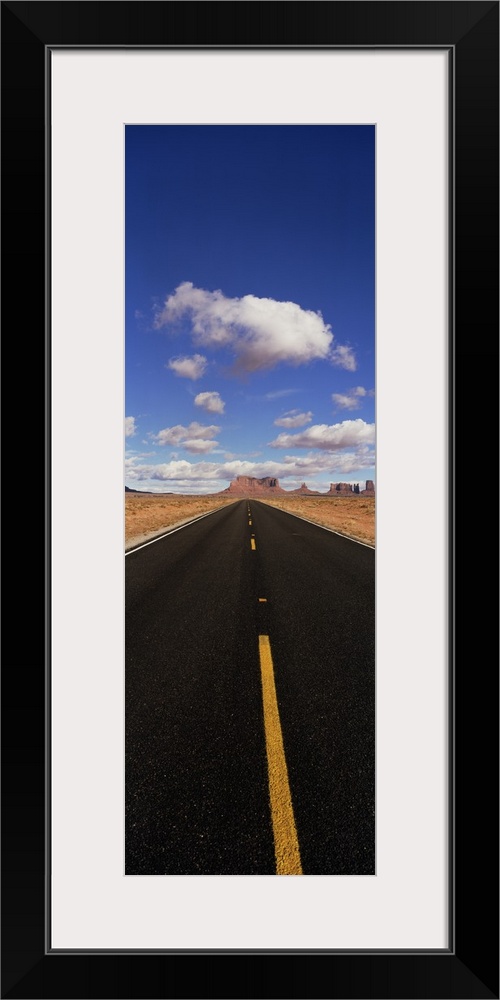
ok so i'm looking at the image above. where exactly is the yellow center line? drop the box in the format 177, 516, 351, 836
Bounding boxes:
258, 635, 303, 876
258, 598, 267, 602
251, 538, 256, 550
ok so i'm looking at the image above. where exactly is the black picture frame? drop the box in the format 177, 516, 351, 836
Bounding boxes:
2, 2, 498, 998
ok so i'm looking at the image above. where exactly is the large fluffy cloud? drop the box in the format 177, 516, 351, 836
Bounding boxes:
125, 450, 375, 492
274, 410, 313, 428
151, 421, 220, 454
194, 391, 225, 414
154, 282, 356, 373
166, 353, 207, 380
269, 418, 375, 451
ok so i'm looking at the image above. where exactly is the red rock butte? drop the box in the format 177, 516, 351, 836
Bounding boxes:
289, 483, 321, 495
220, 475, 286, 496
219, 476, 375, 497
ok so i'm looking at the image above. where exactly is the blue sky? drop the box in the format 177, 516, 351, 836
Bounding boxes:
126, 126, 375, 494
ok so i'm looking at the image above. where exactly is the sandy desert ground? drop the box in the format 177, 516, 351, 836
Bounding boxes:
125, 492, 375, 548
256, 496, 375, 546
125, 493, 236, 547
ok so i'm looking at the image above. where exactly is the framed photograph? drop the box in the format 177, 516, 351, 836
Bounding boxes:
123, 121, 377, 884
2, 2, 498, 998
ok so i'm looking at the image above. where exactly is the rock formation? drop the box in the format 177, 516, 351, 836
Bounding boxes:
327, 482, 353, 494
289, 483, 321, 495
218, 477, 374, 497
221, 475, 287, 496
361, 480, 375, 495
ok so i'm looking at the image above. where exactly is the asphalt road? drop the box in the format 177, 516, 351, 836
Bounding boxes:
125, 498, 375, 875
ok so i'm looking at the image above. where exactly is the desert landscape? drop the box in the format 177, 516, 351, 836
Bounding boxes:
125, 487, 375, 548
255, 495, 375, 546
125, 492, 236, 548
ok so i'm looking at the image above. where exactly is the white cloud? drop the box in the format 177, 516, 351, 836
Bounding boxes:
125, 451, 375, 493
151, 421, 220, 454
269, 418, 375, 451
332, 386, 373, 410
274, 410, 313, 428
331, 393, 359, 411
155, 282, 355, 374
330, 343, 357, 372
166, 353, 207, 380
194, 391, 225, 414
181, 439, 219, 454
126, 457, 198, 480
125, 416, 136, 438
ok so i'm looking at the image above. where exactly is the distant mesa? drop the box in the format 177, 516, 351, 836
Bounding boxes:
125, 486, 174, 494
289, 482, 321, 495
126, 476, 375, 497
327, 480, 375, 496
327, 482, 355, 495
220, 475, 286, 497
219, 475, 375, 497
